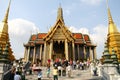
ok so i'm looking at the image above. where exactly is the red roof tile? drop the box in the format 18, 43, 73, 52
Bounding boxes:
31, 35, 36, 41
73, 33, 82, 39
38, 33, 47, 39
84, 35, 90, 41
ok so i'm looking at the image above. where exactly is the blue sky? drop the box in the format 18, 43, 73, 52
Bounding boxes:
0, 0, 120, 59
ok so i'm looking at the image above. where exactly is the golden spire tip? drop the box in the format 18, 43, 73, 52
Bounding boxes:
2, 0, 11, 23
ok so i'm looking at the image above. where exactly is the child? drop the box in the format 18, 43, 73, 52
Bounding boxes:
38, 69, 42, 80
53, 67, 58, 80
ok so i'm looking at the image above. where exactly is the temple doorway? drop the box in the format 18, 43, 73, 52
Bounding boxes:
52, 41, 65, 60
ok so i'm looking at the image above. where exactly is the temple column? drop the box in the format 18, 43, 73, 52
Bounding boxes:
39, 45, 42, 60
32, 46, 36, 63
72, 41, 75, 61
77, 45, 80, 60
24, 47, 27, 62
49, 40, 53, 60
72, 42, 75, 61
65, 39, 69, 60
83, 46, 86, 60
89, 47, 93, 61
27, 47, 30, 62
93, 47, 97, 60
43, 42, 47, 66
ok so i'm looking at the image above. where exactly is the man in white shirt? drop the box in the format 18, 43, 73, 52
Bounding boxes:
66, 64, 72, 77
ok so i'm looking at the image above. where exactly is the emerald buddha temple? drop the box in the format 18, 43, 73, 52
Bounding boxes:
0, 0, 15, 61
24, 6, 97, 65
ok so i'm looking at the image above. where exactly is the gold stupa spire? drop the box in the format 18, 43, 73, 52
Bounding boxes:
0, 0, 11, 34
106, 0, 120, 62
107, 0, 119, 34
0, 0, 15, 61
57, 4, 64, 23
2, 0, 11, 23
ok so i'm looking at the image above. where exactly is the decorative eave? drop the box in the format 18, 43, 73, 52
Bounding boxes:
86, 43, 96, 47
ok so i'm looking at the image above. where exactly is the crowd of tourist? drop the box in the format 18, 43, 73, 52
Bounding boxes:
8, 58, 99, 80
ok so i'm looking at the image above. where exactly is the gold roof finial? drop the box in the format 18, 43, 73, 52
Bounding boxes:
106, 0, 118, 34
2, 0, 11, 23
57, 3, 64, 23
106, 0, 114, 24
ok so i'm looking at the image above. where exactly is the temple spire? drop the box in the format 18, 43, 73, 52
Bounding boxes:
57, 4, 64, 23
106, 0, 119, 34
2, 0, 11, 23
107, 0, 114, 24
0, 0, 15, 61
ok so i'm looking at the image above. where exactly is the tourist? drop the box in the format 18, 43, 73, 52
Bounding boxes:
66, 64, 72, 77
14, 71, 21, 80
76, 60, 79, 69
32, 63, 36, 75
62, 65, 66, 76
9, 66, 16, 80
38, 69, 42, 80
47, 65, 50, 78
87, 60, 90, 69
90, 62, 94, 75
79, 61, 82, 70
84, 61, 87, 70
81, 62, 84, 70
29, 65, 32, 75
58, 65, 62, 76
93, 65, 97, 76
47, 59, 51, 66
53, 67, 58, 80
21, 68, 26, 80
73, 60, 76, 69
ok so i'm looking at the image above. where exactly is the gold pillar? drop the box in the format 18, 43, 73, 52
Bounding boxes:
43, 42, 47, 65
89, 47, 93, 61
83, 46, 86, 59
33, 46, 36, 63
72, 41, 75, 61
27, 47, 30, 62
77, 45, 80, 60
24, 47, 27, 62
49, 40, 53, 60
93, 47, 97, 59
65, 39, 69, 60
39, 45, 42, 60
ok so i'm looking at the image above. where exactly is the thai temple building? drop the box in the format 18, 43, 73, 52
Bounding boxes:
107, 2, 120, 62
0, 0, 15, 61
24, 6, 96, 65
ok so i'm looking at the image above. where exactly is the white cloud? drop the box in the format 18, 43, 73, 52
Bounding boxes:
69, 24, 107, 59
90, 25, 107, 44
80, 0, 103, 5
8, 18, 39, 59
69, 26, 89, 34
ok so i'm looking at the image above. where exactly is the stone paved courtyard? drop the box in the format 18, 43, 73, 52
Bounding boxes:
26, 67, 102, 80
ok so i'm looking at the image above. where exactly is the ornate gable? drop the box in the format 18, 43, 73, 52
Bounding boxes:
44, 6, 75, 42
44, 20, 75, 42
52, 26, 66, 40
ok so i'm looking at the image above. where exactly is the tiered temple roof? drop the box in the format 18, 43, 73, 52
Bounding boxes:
25, 32, 94, 47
